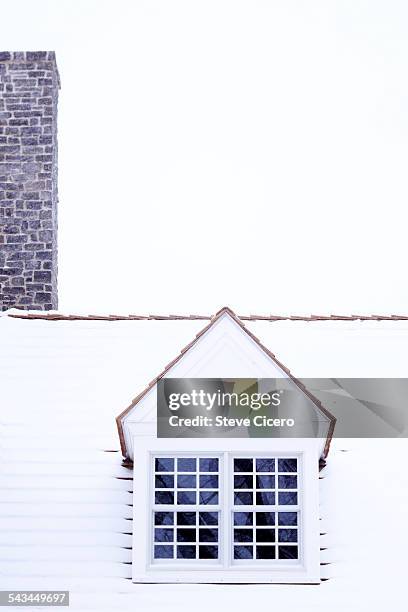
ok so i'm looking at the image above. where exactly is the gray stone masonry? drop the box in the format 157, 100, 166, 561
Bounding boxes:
0, 51, 59, 311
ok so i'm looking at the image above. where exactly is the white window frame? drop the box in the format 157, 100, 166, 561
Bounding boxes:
229, 453, 301, 566
151, 452, 223, 565
132, 437, 321, 583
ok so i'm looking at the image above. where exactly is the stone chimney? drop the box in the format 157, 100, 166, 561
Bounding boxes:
0, 51, 60, 311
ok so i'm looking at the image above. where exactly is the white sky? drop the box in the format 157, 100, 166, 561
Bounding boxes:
1, 0, 408, 315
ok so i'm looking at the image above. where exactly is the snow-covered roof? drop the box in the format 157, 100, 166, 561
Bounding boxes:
1, 308, 408, 608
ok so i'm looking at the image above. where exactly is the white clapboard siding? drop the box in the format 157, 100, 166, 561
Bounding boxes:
0, 560, 132, 579
319, 565, 332, 581
0, 449, 123, 463
0, 489, 132, 504
0, 436, 120, 451
0, 516, 132, 532
319, 548, 333, 565
0, 531, 132, 547
0, 546, 132, 563
0, 503, 133, 519
0, 576, 137, 593
0, 461, 131, 477
0, 474, 132, 491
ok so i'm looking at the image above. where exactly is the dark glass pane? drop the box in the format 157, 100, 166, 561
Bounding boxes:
234, 545, 253, 559
177, 512, 196, 525
256, 458, 275, 472
154, 512, 174, 525
234, 458, 253, 472
256, 528, 275, 542
177, 545, 196, 559
234, 528, 253, 542
278, 512, 298, 526
278, 475, 297, 489
154, 545, 173, 559
177, 458, 196, 472
256, 512, 275, 526
155, 491, 174, 504
234, 491, 253, 505
199, 512, 218, 526
256, 546, 276, 559
234, 512, 253, 526
199, 458, 219, 472
278, 529, 298, 543
278, 458, 297, 473
199, 491, 219, 505
256, 475, 275, 489
234, 475, 253, 489
177, 491, 196, 505
199, 545, 218, 559
256, 492, 275, 505
155, 458, 174, 472
278, 492, 298, 505
199, 528, 218, 542
177, 528, 196, 542
278, 545, 298, 559
154, 528, 173, 542
155, 474, 174, 489
177, 474, 196, 488
199, 474, 219, 489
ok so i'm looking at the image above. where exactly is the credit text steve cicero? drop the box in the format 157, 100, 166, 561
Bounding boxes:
165, 389, 295, 429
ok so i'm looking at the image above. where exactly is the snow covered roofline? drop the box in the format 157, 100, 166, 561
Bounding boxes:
6, 305, 408, 463
4, 309, 408, 322
115, 307, 336, 462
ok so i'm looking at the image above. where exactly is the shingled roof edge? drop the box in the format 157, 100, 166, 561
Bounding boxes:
4, 311, 408, 322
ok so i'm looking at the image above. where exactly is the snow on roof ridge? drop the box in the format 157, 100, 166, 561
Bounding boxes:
3, 308, 408, 322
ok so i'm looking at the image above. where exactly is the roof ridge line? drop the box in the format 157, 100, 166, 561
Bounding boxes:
4, 311, 408, 322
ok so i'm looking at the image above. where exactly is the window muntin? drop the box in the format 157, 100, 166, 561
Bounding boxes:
153, 455, 221, 561
151, 453, 301, 566
232, 456, 299, 562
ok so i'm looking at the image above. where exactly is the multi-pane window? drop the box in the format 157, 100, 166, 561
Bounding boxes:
152, 454, 300, 565
153, 456, 220, 561
233, 457, 299, 561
